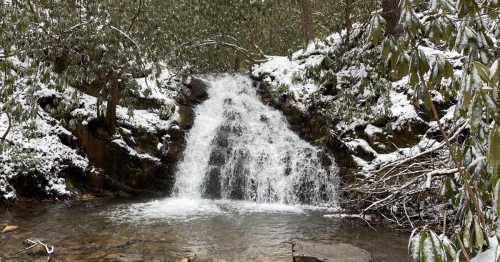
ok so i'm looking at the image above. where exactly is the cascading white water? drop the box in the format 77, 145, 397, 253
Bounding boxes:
175, 74, 337, 206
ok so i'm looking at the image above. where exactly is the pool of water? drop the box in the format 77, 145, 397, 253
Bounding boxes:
0, 198, 409, 261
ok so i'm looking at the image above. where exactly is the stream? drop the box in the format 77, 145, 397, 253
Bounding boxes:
1, 75, 409, 261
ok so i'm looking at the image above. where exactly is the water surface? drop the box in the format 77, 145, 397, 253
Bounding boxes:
0, 198, 409, 261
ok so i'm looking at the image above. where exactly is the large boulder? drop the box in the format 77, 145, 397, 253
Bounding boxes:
178, 77, 209, 105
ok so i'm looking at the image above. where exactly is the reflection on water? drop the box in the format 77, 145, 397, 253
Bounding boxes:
0, 198, 409, 261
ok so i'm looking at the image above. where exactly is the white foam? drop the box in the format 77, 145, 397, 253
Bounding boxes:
215, 199, 306, 214
107, 198, 312, 223
111, 198, 224, 222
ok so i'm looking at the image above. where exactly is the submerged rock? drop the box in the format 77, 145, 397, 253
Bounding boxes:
179, 77, 209, 105
255, 256, 288, 262
293, 242, 372, 262
1, 224, 18, 233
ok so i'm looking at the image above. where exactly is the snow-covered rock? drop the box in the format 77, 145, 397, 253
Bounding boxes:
0, 102, 89, 202
0, 66, 193, 203
252, 25, 463, 177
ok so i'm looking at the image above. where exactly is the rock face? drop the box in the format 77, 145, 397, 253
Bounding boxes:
65, 76, 211, 197
253, 80, 356, 175
0, 74, 211, 202
293, 242, 373, 262
71, 119, 174, 195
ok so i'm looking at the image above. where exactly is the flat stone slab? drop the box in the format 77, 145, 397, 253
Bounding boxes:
293, 242, 373, 262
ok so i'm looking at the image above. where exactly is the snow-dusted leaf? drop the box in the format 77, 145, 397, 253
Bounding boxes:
463, 210, 473, 249
473, 61, 490, 83
440, 234, 457, 260
490, 59, 500, 85
494, 180, 500, 215
474, 216, 486, 249
369, 14, 385, 45
396, 53, 411, 78
489, 124, 500, 178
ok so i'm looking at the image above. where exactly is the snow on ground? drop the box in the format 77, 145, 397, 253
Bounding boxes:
0, 101, 89, 201
253, 55, 323, 112
388, 89, 422, 131
112, 139, 161, 162
134, 65, 180, 104
359, 136, 441, 174
68, 88, 173, 134
364, 124, 383, 138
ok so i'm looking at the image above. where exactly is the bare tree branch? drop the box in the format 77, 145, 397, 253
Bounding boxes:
1, 111, 12, 142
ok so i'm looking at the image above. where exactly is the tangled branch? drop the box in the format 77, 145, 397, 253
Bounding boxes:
346, 122, 468, 229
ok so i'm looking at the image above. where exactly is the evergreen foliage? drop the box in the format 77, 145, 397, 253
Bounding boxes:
369, 0, 500, 260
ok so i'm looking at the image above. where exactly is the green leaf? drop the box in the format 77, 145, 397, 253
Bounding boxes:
461, 89, 472, 114
442, 177, 457, 200
494, 180, 500, 215
473, 216, 485, 249
473, 61, 490, 83
369, 15, 385, 45
490, 59, 500, 85
489, 124, 500, 178
443, 61, 454, 79
429, 230, 446, 262
463, 210, 473, 249
417, 49, 430, 76
441, 235, 457, 260
424, 93, 433, 113
396, 53, 410, 78
410, 71, 419, 86
382, 39, 392, 63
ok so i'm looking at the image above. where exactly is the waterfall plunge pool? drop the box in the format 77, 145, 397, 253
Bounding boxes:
1, 75, 410, 261
1, 198, 409, 261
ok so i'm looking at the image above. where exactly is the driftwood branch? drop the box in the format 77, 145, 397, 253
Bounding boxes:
15, 239, 54, 261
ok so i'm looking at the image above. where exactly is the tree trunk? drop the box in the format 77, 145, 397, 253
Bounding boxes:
105, 80, 120, 135
300, 0, 314, 48
234, 54, 240, 72
344, 0, 352, 40
1, 111, 12, 142
382, 0, 402, 36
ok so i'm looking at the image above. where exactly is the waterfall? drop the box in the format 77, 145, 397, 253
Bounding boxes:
175, 74, 337, 206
